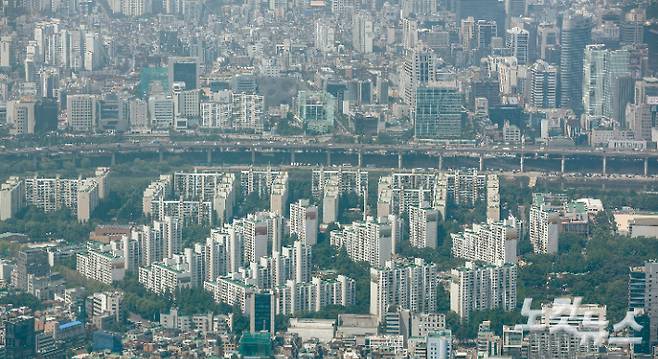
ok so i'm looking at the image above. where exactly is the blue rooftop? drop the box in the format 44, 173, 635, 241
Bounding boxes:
59, 320, 82, 330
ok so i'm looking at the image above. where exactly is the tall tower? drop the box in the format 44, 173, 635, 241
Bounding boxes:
352, 11, 374, 54
506, 27, 529, 64
400, 47, 436, 106
582, 44, 607, 117
559, 11, 592, 112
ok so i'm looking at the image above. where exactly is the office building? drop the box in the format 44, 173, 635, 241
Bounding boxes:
408, 204, 439, 249
475, 20, 497, 50
506, 27, 529, 64
414, 82, 463, 139
4, 316, 36, 359
559, 11, 592, 111
426, 330, 453, 359
289, 199, 318, 246
0, 36, 15, 68
67, 94, 98, 132
401, 47, 436, 106
249, 291, 275, 334
352, 12, 373, 54
451, 216, 520, 265
450, 261, 517, 320
330, 215, 399, 268
528, 60, 558, 109
148, 95, 175, 129
90, 291, 125, 323
6, 98, 36, 135
168, 57, 199, 90
12, 249, 49, 290
293, 91, 335, 134
370, 258, 439, 322
504, 0, 525, 17
315, 20, 336, 53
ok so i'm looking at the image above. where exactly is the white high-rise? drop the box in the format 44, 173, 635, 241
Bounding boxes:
529, 60, 558, 109
67, 94, 98, 132
370, 258, 439, 322
451, 216, 520, 265
352, 12, 374, 54
529, 193, 565, 254
330, 215, 399, 268
289, 199, 318, 246
148, 95, 175, 129
449, 261, 517, 320
505, 27, 529, 65
408, 204, 439, 249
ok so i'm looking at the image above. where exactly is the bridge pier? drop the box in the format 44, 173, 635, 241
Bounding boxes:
560, 156, 565, 175
520, 155, 525, 173
326, 151, 331, 166
251, 149, 256, 164
111, 152, 117, 166
207, 149, 212, 164
479, 154, 484, 172
291, 151, 296, 165
159, 149, 164, 163
358, 151, 363, 167
32, 155, 38, 170
602, 156, 607, 176
438, 154, 443, 171
398, 152, 403, 169
644, 157, 649, 177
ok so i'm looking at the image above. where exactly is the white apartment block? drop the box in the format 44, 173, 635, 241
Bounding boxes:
525, 298, 606, 358
240, 167, 285, 197
138, 248, 203, 295
247, 240, 312, 288
449, 261, 517, 320
408, 204, 439, 249
269, 172, 288, 217
1, 168, 110, 223
77, 179, 99, 223
230, 211, 283, 265
451, 216, 520, 265
529, 193, 589, 254
289, 199, 318, 246
77, 244, 126, 285
322, 177, 340, 224
311, 167, 368, 198
486, 174, 500, 222
275, 274, 355, 316
370, 258, 439, 322
0, 177, 25, 221
330, 215, 399, 268
377, 170, 496, 218
204, 273, 256, 313
199, 92, 265, 132
143, 171, 236, 226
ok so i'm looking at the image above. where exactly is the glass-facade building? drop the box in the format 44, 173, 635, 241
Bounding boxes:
414, 85, 464, 139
